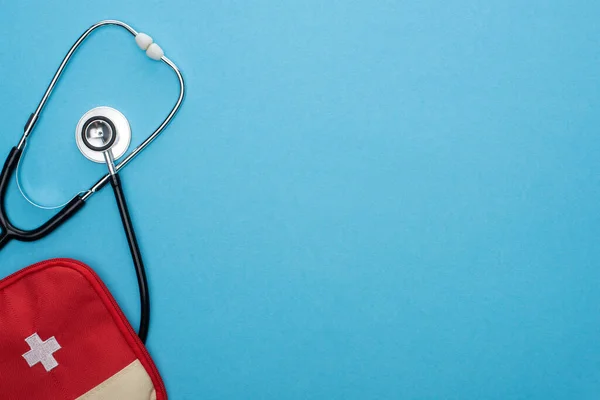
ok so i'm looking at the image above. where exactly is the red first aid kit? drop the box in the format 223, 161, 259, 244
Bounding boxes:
0, 258, 167, 399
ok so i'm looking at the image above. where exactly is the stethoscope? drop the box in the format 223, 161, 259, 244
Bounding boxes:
0, 20, 185, 343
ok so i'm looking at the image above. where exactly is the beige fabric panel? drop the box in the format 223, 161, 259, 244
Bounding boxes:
76, 359, 156, 400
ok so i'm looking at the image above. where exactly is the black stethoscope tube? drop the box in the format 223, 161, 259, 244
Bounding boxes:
0, 147, 86, 249
109, 173, 150, 343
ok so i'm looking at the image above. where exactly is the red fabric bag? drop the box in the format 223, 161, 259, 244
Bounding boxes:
0, 258, 167, 399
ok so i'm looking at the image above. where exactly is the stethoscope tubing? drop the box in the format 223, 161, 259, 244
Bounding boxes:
0, 147, 86, 249
18, 19, 185, 201
109, 173, 150, 343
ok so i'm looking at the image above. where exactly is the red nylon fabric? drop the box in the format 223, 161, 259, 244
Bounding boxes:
0, 258, 166, 399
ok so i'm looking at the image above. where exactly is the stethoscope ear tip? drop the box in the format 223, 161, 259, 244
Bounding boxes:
76, 107, 131, 164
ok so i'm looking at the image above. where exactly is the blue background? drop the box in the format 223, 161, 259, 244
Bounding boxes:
1, 1, 600, 398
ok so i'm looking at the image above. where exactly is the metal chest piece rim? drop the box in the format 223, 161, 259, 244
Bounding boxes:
76, 107, 131, 163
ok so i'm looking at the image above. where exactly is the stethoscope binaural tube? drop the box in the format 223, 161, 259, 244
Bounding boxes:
0, 147, 85, 249
20, 19, 185, 199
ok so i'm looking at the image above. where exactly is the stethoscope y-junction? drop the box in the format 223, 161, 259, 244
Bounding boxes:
0, 20, 185, 343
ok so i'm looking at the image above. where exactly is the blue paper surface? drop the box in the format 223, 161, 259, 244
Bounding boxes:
1, 1, 600, 398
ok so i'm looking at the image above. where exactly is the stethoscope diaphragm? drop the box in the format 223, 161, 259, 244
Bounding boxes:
76, 107, 131, 163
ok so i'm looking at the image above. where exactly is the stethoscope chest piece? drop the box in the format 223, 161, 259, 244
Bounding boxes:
76, 107, 131, 163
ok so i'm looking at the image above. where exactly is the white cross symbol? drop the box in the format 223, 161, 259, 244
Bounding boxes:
22, 333, 62, 372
